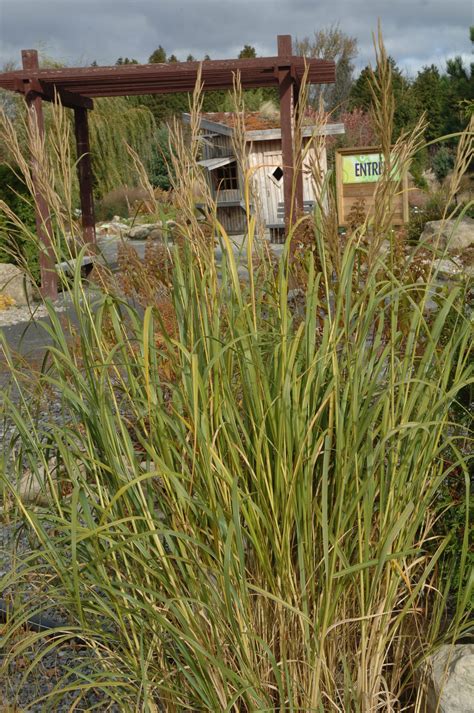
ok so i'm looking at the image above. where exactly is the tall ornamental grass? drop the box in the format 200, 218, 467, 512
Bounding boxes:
1, 32, 472, 711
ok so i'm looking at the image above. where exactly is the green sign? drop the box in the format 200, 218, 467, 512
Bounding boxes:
342, 153, 400, 184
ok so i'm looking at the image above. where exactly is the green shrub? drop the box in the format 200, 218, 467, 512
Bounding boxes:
0, 164, 39, 281
406, 189, 456, 243
432, 146, 456, 182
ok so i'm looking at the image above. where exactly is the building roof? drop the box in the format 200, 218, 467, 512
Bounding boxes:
201, 112, 282, 131
183, 112, 345, 141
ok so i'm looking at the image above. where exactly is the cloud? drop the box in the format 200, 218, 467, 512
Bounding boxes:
0, 0, 471, 77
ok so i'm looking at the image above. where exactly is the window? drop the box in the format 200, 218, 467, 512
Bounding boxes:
269, 165, 284, 186
214, 162, 239, 190
272, 166, 283, 182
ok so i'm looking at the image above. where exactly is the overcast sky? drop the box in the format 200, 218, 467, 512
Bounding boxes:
0, 0, 471, 77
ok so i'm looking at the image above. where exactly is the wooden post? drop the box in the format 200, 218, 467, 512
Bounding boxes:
21, 49, 57, 300
277, 35, 295, 233
74, 107, 96, 248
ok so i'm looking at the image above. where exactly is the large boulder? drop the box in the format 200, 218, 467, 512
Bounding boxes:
426, 644, 474, 713
421, 218, 474, 254
0, 263, 34, 306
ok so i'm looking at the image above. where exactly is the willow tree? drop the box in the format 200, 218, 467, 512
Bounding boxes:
88, 97, 156, 196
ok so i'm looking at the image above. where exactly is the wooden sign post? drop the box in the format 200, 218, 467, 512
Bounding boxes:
336, 147, 408, 227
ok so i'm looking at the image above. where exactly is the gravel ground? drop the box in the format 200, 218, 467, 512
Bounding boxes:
1, 520, 123, 711
0, 293, 122, 710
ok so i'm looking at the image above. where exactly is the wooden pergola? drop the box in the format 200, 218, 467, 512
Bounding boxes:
0, 35, 335, 298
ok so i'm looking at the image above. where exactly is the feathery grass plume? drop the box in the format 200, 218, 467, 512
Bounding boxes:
444, 114, 474, 217
0, 97, 81, 284
366, 24, 428, 265
230, 71, 265, 242
125, 141, 159, 216
229, 71, 277, 292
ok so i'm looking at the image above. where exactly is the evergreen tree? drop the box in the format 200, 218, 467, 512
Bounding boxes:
411, 65, 445, 141
238, 45, 257, 59
115, 57, 139, 65
443, 55, 473, 135
349, 57, 417, 139
148, 46, 167, 64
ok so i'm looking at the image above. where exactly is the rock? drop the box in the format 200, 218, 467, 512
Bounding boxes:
421, 218, 474, 254
19, 458, 85, 506
426, 644, 474, 713
433, 256, 474, 281
0, 263, 34, 306
18, 464, 58, 507
433, 258, 466, 280
127, 222, 163, 240
95, 219, 129, 237
128, 225, 151, 240
147, 227, 164, 241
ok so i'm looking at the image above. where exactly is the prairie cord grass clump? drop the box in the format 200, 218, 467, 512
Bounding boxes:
0, 35, 473, 713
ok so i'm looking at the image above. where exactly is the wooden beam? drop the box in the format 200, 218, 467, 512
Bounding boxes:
21, 49, 58, 300
278, 35, 296, 233
33, 85, 93, 110
74, 107, 96, 249
17, 77, 94, 110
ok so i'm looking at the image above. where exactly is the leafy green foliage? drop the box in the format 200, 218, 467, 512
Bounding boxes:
406, 189, 455, 243
88, 97, 156, 196
0, 164, 39, 280
432, 146, 456, 182
349, 56, 418, 139
148, 45, 167, 64
411, 65, 446, 142
238, 44, 257, 59
148, 125, 174, 189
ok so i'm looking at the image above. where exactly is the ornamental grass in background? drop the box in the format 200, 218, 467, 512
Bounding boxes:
0, 30, 472, 711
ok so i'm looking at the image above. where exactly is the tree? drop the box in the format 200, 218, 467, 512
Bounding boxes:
186, 54, 196, 62
296, 26, 357, 114
148, 46, 167, 64
443, 54, 473, 135
349, 56, 417, 139
168, 54, 179, 64
238, 45, 257, 59
149, 125, 174, 189
411, 65, 445, 142
116, 57, 139, 65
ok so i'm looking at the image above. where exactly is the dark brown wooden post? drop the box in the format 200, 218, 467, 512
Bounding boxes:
74, 107, 96, 249
277, 35, 294, 233
21, 49, 57, 300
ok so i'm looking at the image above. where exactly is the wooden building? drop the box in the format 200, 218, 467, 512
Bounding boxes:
185, 112, 345, 237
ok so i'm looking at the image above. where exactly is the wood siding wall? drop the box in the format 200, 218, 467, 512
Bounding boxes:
200, 132, 328, 234
248, 138, 327, 223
